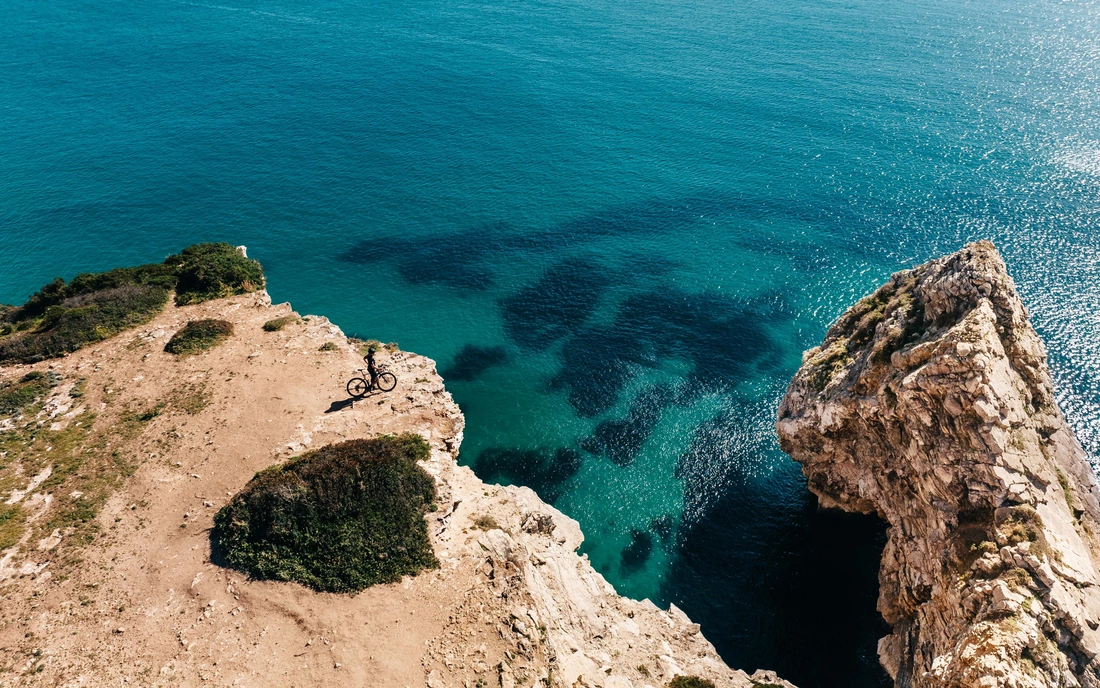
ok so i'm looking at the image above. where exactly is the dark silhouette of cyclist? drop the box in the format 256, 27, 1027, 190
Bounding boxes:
364, 346, 378, 389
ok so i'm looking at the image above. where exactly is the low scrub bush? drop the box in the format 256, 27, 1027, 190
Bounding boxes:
668, 677, 716, 688
0, 371, 53, 416
472, 515, 501, 531
0, 286, 170, 363
263, 315, 297, 332
357, 339, 399, 354
167, 243, 265, 306
318, 342, 339, 352
0, 243, 264, 364
212, 434, 438, 593
165, 319, 234, 356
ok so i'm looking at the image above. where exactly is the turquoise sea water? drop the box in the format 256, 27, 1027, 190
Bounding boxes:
4, 0, 1100, 684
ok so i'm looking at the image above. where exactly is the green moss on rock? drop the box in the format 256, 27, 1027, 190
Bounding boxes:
0, 503, 26, 550
212, 434, 439, 593
806, 337, 852, 392
164, 319, 234, 356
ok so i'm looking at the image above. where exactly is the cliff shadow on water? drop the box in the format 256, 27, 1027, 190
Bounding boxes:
661, 461, 892, 688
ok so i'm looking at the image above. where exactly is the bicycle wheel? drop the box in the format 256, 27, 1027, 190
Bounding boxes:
377, 371, 397, 392
346, 377, 369, 398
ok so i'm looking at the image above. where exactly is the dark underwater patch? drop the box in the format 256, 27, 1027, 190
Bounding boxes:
473, 446, 582, 504
441, 344, 509, 382
620, 528, 653, 573
650, 513, 675, 545
581, 385, 674, 466
337, 222, 512, 290
553, 290, 781, 417
336, 190, 874, 293
552, 326, 642, 417
500, 259, 607, 351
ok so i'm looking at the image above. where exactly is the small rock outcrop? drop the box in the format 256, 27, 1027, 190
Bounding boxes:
777, 241, 1100, 687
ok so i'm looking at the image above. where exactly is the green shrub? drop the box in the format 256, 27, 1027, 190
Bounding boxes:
0, 371, 53, 416
472, 515, 501, 531
263, 316, 297, 332
0, 286, 170, 363
318, 342, 339, 352
16, 265, 176, 322
164, 319, 234, 356
167, 243, 265, 306
0, 243, 263, 364
668, 677, 716, 688
212, 434, 438, 593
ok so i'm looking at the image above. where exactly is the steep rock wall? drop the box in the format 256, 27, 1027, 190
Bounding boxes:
777, 241, 1100, 687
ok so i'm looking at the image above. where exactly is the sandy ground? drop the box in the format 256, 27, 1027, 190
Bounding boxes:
0, 291, 475, 687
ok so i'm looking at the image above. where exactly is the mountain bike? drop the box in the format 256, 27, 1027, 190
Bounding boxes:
346, 366, 397, 397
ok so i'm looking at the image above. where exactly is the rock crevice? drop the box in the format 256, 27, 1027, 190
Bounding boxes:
778, 241, 1100, 687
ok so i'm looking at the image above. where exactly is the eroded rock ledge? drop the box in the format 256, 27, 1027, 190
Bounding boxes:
777, 241, 1100, 687
0, 287, 794, 688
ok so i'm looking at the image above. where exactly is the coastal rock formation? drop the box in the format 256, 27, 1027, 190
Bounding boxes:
0, 287, 793, 687
777, 241, 1100, 687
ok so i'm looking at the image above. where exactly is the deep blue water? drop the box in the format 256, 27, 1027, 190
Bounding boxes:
4, 1, 1100, 685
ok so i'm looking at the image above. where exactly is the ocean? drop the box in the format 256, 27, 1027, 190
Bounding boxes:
3, 0, 1100, 684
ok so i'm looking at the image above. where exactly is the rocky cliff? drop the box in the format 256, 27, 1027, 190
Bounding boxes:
0, 286, 792, 688
777, 241, 1100, 687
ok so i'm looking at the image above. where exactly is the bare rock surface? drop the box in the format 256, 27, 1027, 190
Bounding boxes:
0, 290, 792, 687
777, 240, 1100, 687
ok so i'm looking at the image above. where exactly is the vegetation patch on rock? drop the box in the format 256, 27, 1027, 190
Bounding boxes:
212, 434, 439, 593
0, 371, 53, 417
165, 319, 234, 356
166, 243, 265, 306
0, 380, 147, 564
0, 243, 263, 364
668, 677, 716, 688
262, 315, 298, 332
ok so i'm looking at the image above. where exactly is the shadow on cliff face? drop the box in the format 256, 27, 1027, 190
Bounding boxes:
660, 460, 891, 688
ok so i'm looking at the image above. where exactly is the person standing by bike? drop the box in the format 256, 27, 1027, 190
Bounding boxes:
346, 347, 397, 398
364, 346, 379, 390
